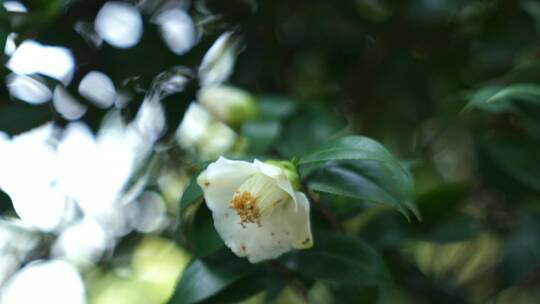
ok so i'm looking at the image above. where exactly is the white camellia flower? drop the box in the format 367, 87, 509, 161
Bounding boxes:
197, 157, 313, 263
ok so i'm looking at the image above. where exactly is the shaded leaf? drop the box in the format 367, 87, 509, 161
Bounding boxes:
0, 5, 8, 56
300, 136, 419, 220
0, 102, 52, 136
465, 83, 540, 113
167, 253, 254, 304
326, 283, 379, 304
189, 204, 224, 257
285, 233, 392, 287
179, 173, 203, 220
201, 268, 277, 304
258, 96, 297, 119
276, 104, 346, 158
483, 136, 540, 191
241, 120, 280, 154
497, 214, 540, 289
0, 189, 12, 213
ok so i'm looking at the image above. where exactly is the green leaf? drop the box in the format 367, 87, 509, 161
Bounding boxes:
497, 214, 540, 289
178, 172, 204, 220
465, 83, 540, 112
201, 269, 277, 304
299, 135, 401, 165
0, 102, 53, 136
285, 233, 392, 287
167, 254, 254, 304
0, 189, 12, 213
418, 215, 482, 243
410, 183, 481, 243
300, 136, 419, 220
483, 136, 540, 191
189, 205, 224, 257
258, 96, 297, 119
0, 5, 9, 56
415, 182, 471, 221
241, 120, 280, 154
177, 165, 224, 257
326, 283, 379, 304
177, 164, 223, 257
276, 104, 347, 158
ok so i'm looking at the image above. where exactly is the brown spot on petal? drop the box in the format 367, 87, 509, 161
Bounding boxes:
302, 237, 311, 245
204, 181, 210, 187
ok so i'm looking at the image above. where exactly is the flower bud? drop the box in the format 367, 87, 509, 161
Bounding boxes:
197, 85, 258, 127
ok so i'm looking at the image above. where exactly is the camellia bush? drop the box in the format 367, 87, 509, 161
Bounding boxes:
2, 0, 540, 303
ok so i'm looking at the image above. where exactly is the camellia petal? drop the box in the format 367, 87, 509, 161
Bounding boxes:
284, 192, 313, 248
197, 157, 313, 263
197, 157, 258, 212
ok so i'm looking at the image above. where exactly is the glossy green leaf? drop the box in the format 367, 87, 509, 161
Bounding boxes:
465, 83, 540, 112
201, 269, 277, 304
167, 255, 254, 304
299, 136, 401, 165
300, 136, 419, 220
285, 233, 392, 286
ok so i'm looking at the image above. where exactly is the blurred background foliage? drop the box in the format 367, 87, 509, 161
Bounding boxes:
2, 0, 540, 303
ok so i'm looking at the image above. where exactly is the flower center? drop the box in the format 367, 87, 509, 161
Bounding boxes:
229, 173, 290, 227
229, 191, 261, 227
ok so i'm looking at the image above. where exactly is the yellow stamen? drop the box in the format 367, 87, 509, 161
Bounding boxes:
229, 191, 262, 227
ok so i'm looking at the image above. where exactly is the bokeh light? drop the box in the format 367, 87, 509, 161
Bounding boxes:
7, 41, 75, 85
94, 2, 143, 49
6, 74, 52, 104
1, 260, 86, 304
53, 86, 88, 120
78, 71, 116, 108
154, 9, 197, 55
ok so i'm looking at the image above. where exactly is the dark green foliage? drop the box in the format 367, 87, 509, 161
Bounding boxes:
4, 0, 540, 303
